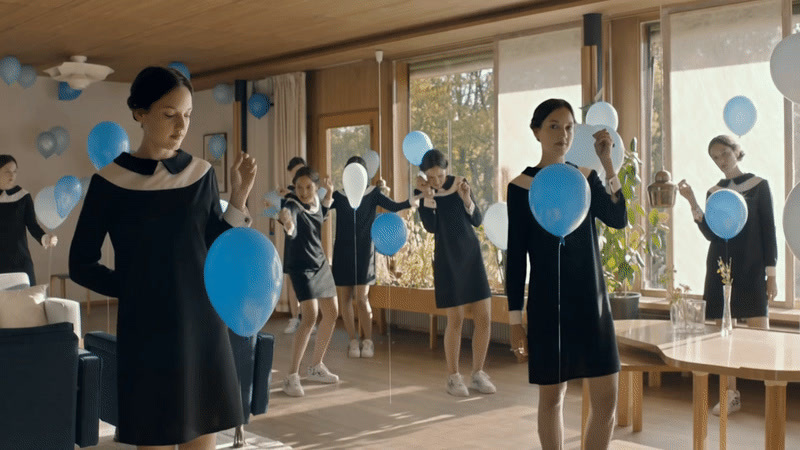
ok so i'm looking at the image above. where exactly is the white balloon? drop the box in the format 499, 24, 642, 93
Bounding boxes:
342, 163, 368, 209
771, 32, 800, 104
585, 101, 619, 130
565, 124, 624, 178
784, 182, 800, 259
483, 202, 508, 250
34, 186, 65, 230
364, 150, 380, 179
219, 199, 229, 213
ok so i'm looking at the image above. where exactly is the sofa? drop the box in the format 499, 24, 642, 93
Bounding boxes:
0, 272, 100, 449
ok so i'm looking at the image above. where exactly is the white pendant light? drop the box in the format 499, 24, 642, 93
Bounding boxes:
44, 55, 114, 90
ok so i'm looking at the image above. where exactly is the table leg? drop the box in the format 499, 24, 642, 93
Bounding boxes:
618, 371, 630, 427
60, 278, 66, 298
428, 315, 437, 350
632, 371, 643, 432
692, 371, 708, 450
375, 307, 386, 335
648, 371, 661, 388
86, 289, 91, 314
719, 376, 728, 450
764, 381, 787, 450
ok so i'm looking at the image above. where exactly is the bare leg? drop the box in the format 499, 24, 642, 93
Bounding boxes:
585, 373, 618, 449
178, 433, 216, 450
444, 306, 465, 375
538, 382, 568, 450
337, 286, 357, 340
469, 298, 491, 373
289, 300, 318, 374
311, 296, 339, 366
355, 285, 372, 340
138, 445, 174, 450
287, 276, 299, 319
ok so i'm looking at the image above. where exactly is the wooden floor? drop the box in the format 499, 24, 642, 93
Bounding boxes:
83, 304, 800, 449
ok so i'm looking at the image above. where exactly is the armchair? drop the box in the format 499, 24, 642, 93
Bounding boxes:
0, 273, 100, 449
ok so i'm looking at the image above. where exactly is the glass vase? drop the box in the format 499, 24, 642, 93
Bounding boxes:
670, 300, 687, 332
721, 284, 733, 336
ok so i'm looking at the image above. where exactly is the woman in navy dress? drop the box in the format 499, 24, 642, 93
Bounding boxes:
506, 99, 626, 449
414, 149, 495, 397
677, 135, 777, 416
279, 166, 340, 397
70, 66, 257, 449
0, 155, 58, 284
330, 156, 415, 359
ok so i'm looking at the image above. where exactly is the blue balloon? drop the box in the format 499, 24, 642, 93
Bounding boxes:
262, 206, 280, 219
0, 56, 21, 85
402, 131, 433, 166
248, 93, 271, 119
58, 82, 82, 101
87, 121, 130, 170
528, 164, 590, 239
705, 189, 748, 240
50, 126, 70, 155
723, 96, 757, 137
36, 131, 57, 159
371, 212, 408, 256
168, 61, 190, 79
204, 228, 282, 337
208, 134, 226, 159
17, 65, 36, 88
213, 83, 234, 104
54, 175, 82, 218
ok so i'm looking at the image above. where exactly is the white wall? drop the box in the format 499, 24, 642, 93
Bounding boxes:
0, 78, 232, 300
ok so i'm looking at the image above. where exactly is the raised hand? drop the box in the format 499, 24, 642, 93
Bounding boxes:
593, 128, 613, 169
458, 179, 472, 207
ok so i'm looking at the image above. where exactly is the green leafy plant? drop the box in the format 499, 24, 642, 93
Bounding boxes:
598, 137, 670, 293
659, 266, 691, 306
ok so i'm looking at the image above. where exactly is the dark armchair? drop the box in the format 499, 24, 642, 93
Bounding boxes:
84, 329, 274, 445
0, 322, 101, 449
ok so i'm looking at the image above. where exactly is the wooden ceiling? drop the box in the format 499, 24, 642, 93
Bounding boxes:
0, 0, 690, 89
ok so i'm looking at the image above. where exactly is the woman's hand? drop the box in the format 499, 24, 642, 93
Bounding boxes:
322, 176, 333, 193
593, 128, 614, 172
511, 323, 528, 363
416, 175, 434, 198
42, 234, 58, 249
767, 275, 778, 301
677, 179, 696, 202
458, 179, 473, 208
229, 152, 257, 210
278, 208, 293, 230
278, 186, 290, 196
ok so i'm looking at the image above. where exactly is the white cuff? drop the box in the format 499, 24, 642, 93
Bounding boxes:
465, 201, 475, 216
605, 175, 622, 194
766, 266, 777, 277
322, 197, 333, 208
509, 310, 523, 325
223, 205, 252, 228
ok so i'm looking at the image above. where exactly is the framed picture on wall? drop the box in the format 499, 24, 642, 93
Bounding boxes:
203, 132, 228, 193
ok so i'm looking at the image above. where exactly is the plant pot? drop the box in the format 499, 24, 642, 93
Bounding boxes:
609, 292, 640, 320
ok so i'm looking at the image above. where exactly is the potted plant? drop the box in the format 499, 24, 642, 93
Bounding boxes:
598, 137, 670, 319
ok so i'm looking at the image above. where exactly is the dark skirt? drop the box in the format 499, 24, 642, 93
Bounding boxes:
288, 262, 337, 301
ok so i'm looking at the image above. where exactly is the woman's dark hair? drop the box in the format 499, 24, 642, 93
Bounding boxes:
0, 154, 17, 169
346, 155, 367, 171
287, 157, 306, 171
127, 66, 193, 114
530, 99, 575, 131
708, 135, 745, 161
293, 166, 320, 185
419, 149, 448, 171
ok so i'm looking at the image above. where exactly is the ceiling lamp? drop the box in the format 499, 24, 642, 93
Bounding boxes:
44, 55, 114, 90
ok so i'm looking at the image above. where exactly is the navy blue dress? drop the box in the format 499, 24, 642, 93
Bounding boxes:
696, 173, 777, 319
282, 196, 337, 301
0, 186, 46, 284
415, 175, 490, 308
505, 165, 627, 385
69, 151, 250, 445
330, 187, 411, 286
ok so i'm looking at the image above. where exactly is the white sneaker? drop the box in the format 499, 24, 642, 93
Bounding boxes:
470, 370, 497, 394
283, 373, 304, 397
447, 373, 469, 397
349, 339, 361, 358
308, 363, 339, 384
711, 389, 741, 416
361, 339, 374, 358
284, 318, 300, 334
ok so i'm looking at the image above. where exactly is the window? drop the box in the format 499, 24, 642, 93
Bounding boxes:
665, 0, 787, 303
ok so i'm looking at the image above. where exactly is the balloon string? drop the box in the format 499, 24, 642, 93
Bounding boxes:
388, 282, 392, 405
558, 238, 563, 384
47, 246, 52, 294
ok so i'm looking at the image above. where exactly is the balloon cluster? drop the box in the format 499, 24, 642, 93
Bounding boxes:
36, 126, 70, 159
34, 176, 84, 230
565, 102, 624, 178
0, 56, 38, 88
